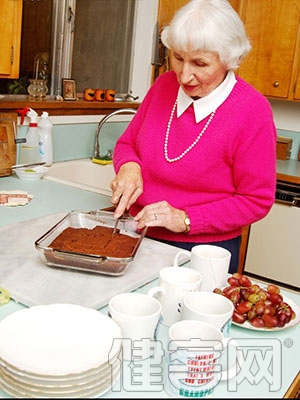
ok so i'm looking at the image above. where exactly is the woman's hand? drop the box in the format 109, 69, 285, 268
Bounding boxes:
135, 201, 187, 233
110, 162, 143, 218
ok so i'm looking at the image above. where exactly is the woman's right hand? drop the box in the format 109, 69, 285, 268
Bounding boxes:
110, 162, 143, 218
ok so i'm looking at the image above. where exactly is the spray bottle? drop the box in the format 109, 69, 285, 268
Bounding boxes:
38, 111, 53, 166
17, 107, 41, 165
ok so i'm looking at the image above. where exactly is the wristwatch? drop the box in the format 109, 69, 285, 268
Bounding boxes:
183, 212, 190, 233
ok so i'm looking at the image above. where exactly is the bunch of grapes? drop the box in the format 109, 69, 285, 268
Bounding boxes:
213, 273, 296, 328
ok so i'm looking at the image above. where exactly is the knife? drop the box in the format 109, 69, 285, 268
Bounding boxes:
112, 197, 124, 235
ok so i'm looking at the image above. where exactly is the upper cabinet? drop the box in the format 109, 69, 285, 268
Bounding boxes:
155, 0, 300, 102
0, 0, 23, 79
153, 0, 242, 81
237, 0, 300, 101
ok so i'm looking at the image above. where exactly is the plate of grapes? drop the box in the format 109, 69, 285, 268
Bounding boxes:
214, 273, 300, 331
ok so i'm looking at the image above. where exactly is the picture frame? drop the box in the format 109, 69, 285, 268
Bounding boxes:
62, 79, 77, 100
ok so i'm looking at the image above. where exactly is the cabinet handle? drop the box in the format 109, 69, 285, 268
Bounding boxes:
273, 81, 279, 88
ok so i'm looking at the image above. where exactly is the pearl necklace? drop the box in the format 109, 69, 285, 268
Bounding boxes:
164, 99, 216, 163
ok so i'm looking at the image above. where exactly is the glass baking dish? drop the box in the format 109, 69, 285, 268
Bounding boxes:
35, 210, 148, 276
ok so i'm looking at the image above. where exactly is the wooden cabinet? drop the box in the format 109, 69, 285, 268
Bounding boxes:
156, 0, 238, 36
155, 0, 300, 102
236, 0, 300, 101
153, 0, 240, 80
0, 0, 23, 79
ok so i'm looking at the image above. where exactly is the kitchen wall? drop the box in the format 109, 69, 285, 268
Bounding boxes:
16, 99, 300, 164
17, 116, 133, 163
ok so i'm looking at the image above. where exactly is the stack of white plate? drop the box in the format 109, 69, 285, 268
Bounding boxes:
0, 304, 122, 398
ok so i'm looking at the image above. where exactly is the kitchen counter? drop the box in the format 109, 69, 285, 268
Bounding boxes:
277, 158, 300, 185
0, 173, 299, 398
0, 174, 112, 229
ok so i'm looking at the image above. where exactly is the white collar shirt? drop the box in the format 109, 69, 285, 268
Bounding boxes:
177, 70, 237, 123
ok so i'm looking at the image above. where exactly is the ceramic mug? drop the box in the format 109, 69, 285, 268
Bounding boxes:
108, 292, 162, 361
173, 245, 231, 292
165, 320, 243, 398
179, 291, 234, 337
147, 266, 202, 327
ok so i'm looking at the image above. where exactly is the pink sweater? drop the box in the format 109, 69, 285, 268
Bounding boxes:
113, 71, 277, 243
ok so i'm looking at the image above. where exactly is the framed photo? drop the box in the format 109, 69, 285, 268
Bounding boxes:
62, 79, 77, 100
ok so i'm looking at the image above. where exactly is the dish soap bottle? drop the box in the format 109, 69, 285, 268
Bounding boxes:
18, 107, 41, 165
38, 111, 53, 166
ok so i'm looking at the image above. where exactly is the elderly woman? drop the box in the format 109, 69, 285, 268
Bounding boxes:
110, 0, 277, 273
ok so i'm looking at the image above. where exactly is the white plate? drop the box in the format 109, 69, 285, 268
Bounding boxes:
232, 295, 300, 331
0, 353, 121, 388
0, 367, 120, 399
0, 304, 122, 375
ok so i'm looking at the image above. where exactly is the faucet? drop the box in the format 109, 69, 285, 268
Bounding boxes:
93, 108, 137, 162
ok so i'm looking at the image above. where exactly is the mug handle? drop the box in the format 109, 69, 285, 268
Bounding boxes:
173, 250, 191, 267
220, 338, 243, 381
147, 286, 165, 297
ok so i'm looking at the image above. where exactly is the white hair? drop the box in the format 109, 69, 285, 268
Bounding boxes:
161, 0, 251, 70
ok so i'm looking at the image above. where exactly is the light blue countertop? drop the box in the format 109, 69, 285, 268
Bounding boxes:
0, 174, 112, 229
0, 173, 299, 398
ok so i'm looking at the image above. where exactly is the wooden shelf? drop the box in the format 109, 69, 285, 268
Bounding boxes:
0, 98, 140, 116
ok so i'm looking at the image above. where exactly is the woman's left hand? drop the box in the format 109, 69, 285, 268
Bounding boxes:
134, 201, 187, 233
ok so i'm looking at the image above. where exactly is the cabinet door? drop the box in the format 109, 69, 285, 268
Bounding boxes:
153, 0, 239, 80
237, 0, 300, 100
0, 0, 23, 79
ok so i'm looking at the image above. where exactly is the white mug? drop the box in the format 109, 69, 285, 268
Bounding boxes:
108, 292, 162, 360
174, 245, 231, 292
165, 320, 243, 398
179, 291, 234, 337
147, 266, 202, 327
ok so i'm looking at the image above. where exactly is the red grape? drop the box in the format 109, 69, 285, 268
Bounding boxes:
232, 310, 247, 324
255, 301, 265, 315
236, 301, 253, 314
239, 276, 252, 287
227, 276, 240, 286
267, 284, 280, 294
249, 284, 260, 294
223, 285, 238, 296
277, 313, 287, 327
232, 272, 243, 280
250, 317, 265, 328
269, 293, 283, 305
264, 305, 276, 316
240, 288, 250, 301
262, 314, 279, 328
213, 288, 223, 295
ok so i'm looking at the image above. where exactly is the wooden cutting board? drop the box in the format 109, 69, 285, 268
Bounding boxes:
0, 112, 17, 176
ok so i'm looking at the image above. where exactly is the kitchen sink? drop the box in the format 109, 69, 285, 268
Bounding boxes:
43, 159, 115, 196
